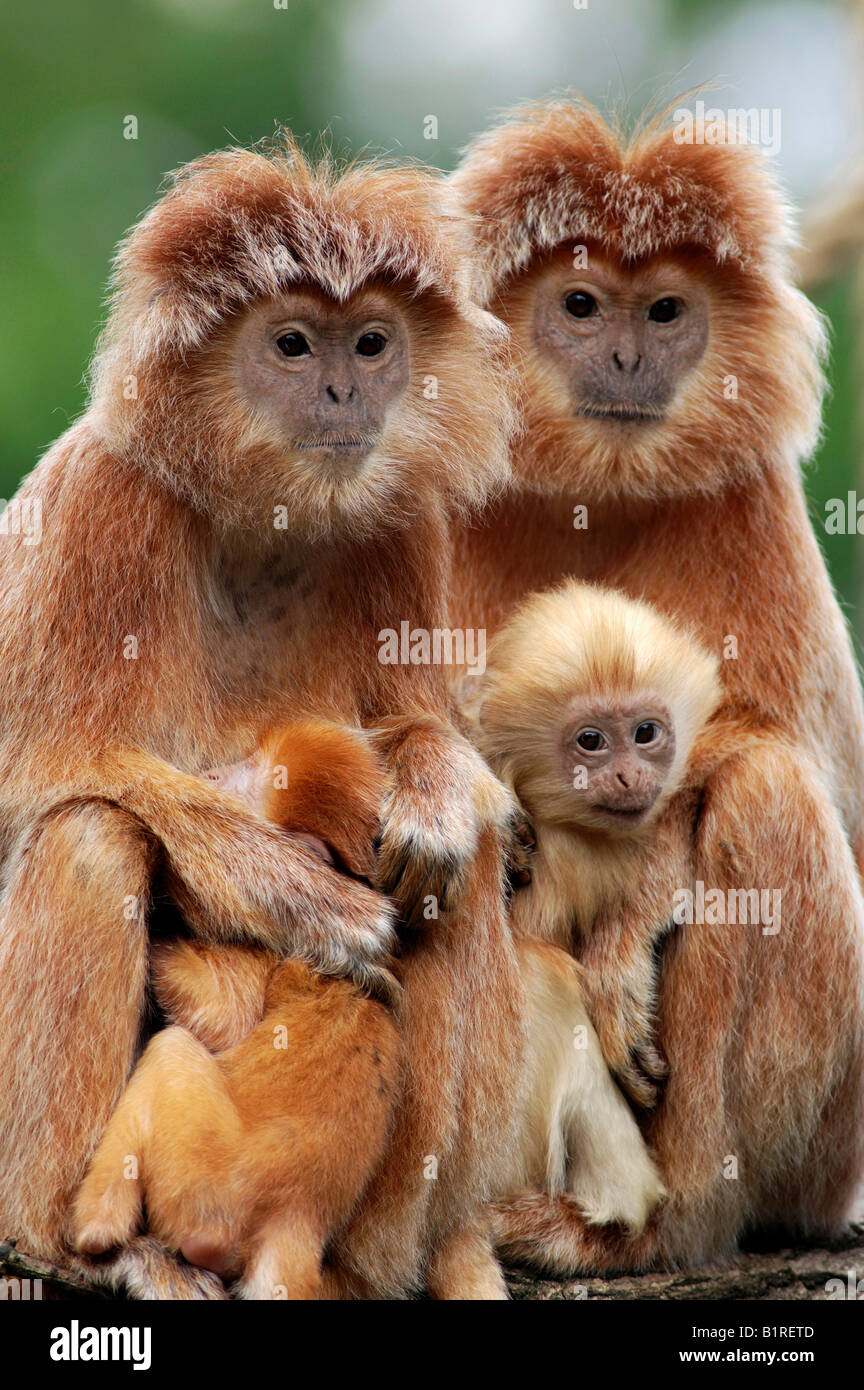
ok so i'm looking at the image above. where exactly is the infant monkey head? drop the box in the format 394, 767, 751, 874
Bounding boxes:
204, 721, 385, 882
472, 580, 720, 836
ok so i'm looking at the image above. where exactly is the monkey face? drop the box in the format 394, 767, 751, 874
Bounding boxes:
562, 695, 676, 833
186, 274, 509, 536
232, 285, 411, 477
528, 248, 709, 424
493, 243, 760, 502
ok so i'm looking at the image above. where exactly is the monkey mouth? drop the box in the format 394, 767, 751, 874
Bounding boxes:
578, 406, 665, 424
298, 434, 378, 454
592, 803, 653, 821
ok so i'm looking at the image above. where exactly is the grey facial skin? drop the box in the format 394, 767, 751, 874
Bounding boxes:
561, 696, 676, 831
532, 254, 710, 421
233, 287, 411, 467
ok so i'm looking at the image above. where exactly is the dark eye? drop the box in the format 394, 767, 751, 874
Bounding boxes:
576, 729, 606, 752
564, 291, 597, 319
648, 298, 680, 324
356, 332, 387, 357
277, 331, 310, 357
634, 722, 660, 745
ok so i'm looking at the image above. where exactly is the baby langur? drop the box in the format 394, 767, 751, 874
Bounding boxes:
75, 721, 401, 1301
462, 580, 721, 1235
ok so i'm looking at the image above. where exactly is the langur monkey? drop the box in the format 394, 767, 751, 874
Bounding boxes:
467, 579, 721, 1112
450, 98, 864, 1271
0, 138, 523, 1297
75, 722, 402, 1301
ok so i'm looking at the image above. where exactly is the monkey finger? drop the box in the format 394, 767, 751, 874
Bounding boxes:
436, 860, 467, 914
352, 960, 403, 1011
616, 1061, 662, 1111
378, 851, 407, 899
377, 846, 431, 920
503, 811, 535, 890
409, 846, 466, 920
633, 1041, 669, 1084
509, 812, 536, 858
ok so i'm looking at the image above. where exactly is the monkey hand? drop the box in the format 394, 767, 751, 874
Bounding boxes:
579, 950, 668, 1111
171, 822, 399, 1000
616, 1037, 669, 1111
370, 714, 516, 921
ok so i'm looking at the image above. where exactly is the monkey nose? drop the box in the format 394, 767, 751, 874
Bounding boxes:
616, 771, 630, 788
325, 383, 356, 404
612, 348, 641, 373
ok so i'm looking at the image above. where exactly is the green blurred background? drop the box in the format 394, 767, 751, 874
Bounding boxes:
2, 0, 862, 624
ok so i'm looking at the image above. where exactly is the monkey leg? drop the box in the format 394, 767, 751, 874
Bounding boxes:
499, 940, 663, 1248
76, 971, 402, 1300
551, 993, 665, 1232
151, 939, 276, 1052
674, 738, 864, 1244
74, 1026, 245, 1261
493, 739, 864, 1275
0, 800, 156, 1263
238, 1214, 326, 1301
0, 803, 222, 1299
329, 827, 524, 1298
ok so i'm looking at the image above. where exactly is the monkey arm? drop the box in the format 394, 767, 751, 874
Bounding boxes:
369, 712, 516, 922
573, 822, 686, 1111
575, 912, 670, 1112
87, 746, 396, 993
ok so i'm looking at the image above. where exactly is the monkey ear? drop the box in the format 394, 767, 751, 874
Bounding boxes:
452, 670, 489, 732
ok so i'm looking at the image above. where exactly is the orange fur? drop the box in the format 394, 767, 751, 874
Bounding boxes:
76, 960, 401, 1301
451, 99, 864, 1272
75, 727, 401, 1299
0, 140, 522, 1296
141, 796, 525, 1298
